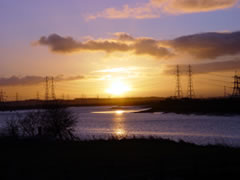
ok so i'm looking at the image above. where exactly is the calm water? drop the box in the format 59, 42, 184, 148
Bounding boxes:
1, 106, 240, 146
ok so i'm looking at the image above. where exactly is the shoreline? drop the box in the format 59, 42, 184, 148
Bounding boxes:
136, 98, 240, 116
1, 97, 240, 116
137, 108, 240, 116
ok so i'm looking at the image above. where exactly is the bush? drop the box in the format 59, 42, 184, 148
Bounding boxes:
40, 103, 77, 140
4, 117, 20, 137
2, 102, 77, 140
19, 111, 42, 137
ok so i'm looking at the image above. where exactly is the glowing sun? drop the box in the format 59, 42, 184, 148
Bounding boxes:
106, 80, 131, 95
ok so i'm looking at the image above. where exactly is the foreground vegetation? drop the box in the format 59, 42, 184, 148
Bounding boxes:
0, 137, 240, 180
1, 100, 240, 179
1, 101, 77, 140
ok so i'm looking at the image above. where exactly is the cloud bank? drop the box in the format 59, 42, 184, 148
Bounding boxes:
37, 33, 172, 59
164, 59, 240, 75
37, 31, 240, 60
87, 0, 238, 20
170, 31, 240, 59
0, 75, 84, 86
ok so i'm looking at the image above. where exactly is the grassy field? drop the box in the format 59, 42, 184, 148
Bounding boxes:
0, 137, 240, 180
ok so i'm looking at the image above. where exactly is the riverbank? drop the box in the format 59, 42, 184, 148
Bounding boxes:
139, 98, 240, 115
1, 137, 239, 180
1, 97, 240, 116
0, 97, 160, 111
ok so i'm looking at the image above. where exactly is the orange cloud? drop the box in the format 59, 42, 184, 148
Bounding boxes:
87, 3, 160, 20
87, 0, 238, 20
162, 0, 238, 13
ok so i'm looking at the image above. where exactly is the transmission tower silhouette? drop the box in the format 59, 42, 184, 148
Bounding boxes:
36, 91, 40, 100
45, 76, 56, 101
45, 77, 49, 101
0, 90, 7, 102
232, 72, 240, 97
224, 86, 227, 98
0, 90, 3, 102
175, 65, 183, 98
187, 65, 195, 99
51, 77, 56, 100
16, 92, 19, 101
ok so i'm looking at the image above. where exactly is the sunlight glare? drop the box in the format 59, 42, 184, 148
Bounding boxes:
114, 128, 126, 136
106, 80, 131, 96
115, 110, 124, 115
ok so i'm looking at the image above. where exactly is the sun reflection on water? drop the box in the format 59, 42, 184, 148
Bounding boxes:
113, 110, 127, 138
115, 110, 124, 115
115, 128, 126, 136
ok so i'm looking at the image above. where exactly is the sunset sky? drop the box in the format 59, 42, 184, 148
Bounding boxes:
1, 0, 240, 100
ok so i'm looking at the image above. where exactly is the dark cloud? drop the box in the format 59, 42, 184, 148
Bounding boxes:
39, 34, 81, 53
37, 34, 173, 58
170, 31, 240, 59
193, 60, 240, 74
37, 31, 240, 60
0, 75, 84, 86
83, 40, 130, 52
134, 38, 172, 58
0, 76, 43, 86
38, 34, 131, 53
114, 32, 135, 41
60, 75, 85, 81
164, 59, 240, 75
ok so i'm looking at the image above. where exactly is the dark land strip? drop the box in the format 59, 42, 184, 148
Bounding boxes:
1, 137, 240, 180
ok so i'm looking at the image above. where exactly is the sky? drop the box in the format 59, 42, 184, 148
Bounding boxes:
1, 0, 240, 100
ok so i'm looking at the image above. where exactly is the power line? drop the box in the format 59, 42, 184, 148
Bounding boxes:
209, 73, 233, 79
201, 77, 232, 84
195, 79, 232, 88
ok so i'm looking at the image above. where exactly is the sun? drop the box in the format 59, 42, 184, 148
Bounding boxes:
106, 80, 131, 96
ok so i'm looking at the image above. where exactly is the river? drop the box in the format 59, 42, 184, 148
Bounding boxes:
0, 106, 240, 146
